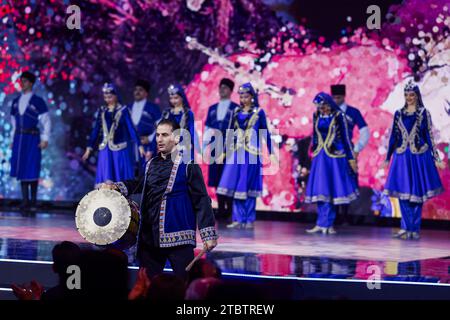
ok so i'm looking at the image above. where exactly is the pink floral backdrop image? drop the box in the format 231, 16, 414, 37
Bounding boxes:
0, 0, 449, 219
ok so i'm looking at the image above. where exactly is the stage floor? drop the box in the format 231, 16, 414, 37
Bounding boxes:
0, 211, 449, 285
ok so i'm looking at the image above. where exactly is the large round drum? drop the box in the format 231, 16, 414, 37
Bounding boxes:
75, 189, 140, 250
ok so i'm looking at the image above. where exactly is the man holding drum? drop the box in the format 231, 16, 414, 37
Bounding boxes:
102, 119, 218, 279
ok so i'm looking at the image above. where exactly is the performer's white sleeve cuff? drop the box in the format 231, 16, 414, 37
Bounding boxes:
355, 126, 370, 153
39, 112, 51, 142
11, 117, 16, 137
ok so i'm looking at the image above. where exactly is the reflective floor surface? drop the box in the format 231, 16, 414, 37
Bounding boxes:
0, 211, 449, 284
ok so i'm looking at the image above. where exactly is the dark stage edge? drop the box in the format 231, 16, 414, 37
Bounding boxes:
0, 210, 449, 300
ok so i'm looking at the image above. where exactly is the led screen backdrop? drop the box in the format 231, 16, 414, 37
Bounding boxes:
0, 0, 449, 220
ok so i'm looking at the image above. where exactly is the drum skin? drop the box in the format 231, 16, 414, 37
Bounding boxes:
75, 189, 140, 250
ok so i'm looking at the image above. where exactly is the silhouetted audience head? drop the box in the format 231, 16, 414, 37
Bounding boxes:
43, 244, 279, 301
39, 241, 82, 300
40, 243, 281, 301
51, 241, 81, 282
79, 248, 129, 300
185, 277, 222, 300
146, 274, 186, 301
186, 259, 221, 285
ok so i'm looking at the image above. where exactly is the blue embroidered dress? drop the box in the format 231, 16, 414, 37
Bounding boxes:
383, 81, 443, 234
304, 92, 359, 229
204, 101, 239, 187
87, 105, 141, 186
305, 110, 359, 205
217, 108, 273, 200
212, 82, 274, 225
383, 108, 443, 202
163, 84, 197, 160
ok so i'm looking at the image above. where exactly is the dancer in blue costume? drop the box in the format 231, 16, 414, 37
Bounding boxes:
161, 84, 196, 160
331, 84, 370, 224
203, 78, 239, 217
10, 71, 51, 210
217, 82, 276, 229
305, 92, 359, 234
128, 79, 161, 175
382, 80, 444, 240
82, 83, 144, 187
331, 84, 370, 157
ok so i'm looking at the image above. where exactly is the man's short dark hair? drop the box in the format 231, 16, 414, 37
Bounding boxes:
52, 241, 81, 276
135, 79, 150, 93
331, 84, 346, 96
220, 78, 235, 91
157, 119, 180, 132
20, 71, 37, 84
